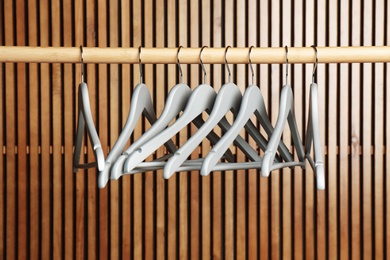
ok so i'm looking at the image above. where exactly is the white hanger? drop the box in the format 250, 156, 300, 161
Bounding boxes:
199, 47, 295, 176
110, 47, 239, 180
163, 46, 266, 179
97, 46, 177, 188
73, 46, 105, 172
305, 46, 325, 190
261, 46, 306, 177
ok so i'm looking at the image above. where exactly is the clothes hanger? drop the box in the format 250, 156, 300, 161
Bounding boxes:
163, 46, 276, 179
261, 46, 306, 177
122, 46, 260, 174
73, 45, 105, 172
305, 45, 325, 190
199, 46, 295, 176
97, 46, 177, 188
110, 46, 235, 180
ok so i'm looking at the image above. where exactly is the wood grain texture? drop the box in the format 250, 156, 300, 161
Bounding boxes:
0, 0, 388, 259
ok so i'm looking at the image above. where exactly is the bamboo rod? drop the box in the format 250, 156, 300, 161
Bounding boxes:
0, 46, 389, 64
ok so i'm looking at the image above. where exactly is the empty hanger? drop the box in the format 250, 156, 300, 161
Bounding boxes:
305, 45, 325, 190
163, 46, 265, 179
97, 46, 177, 188
73, 46, 105, 172
261, 46, 306, 177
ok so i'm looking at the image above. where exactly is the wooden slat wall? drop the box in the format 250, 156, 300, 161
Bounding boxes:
1, 0, 389, 259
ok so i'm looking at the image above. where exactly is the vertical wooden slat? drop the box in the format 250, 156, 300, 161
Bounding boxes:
224, 0, 234, 257
316, 0, 327, 258
386, 3, 390, 256
51, 0, 62, 258
351, 0, 362, 258
293, 0, 304, 258
27, 0, 40, 258
212, 1, 222, 258
16, 0, 27, 258
74, 1, 85, 258
259, 0, 270, 258
39, 0, 51, 258
363, 0, 373, 258
282, 0, 292, 258
178, 1, 189, 259
97, 0, 109, 257
4, 1, 16, 259
374, 1, 385, 258
189, 0, 200, 259
270, 0, 281, 258
327, 0, 338, 258
86, 0, 97, 258
0, 2, 3, 256
143, 0, 154, 259
109, 0, 120, 258
200, 0, 211, 259
339, 1, 350, 259
235, 0, 246, 258
303, 1, 315, 259
387, 3, 390, 257
121, 0, 132, 258
155, 1, 166, 259
167, 0, 177, 259
132, 0, 143, 258
63, 0, 74, 258
247, 1, 258, 259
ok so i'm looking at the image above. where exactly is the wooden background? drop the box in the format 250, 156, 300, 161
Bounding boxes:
1, 0, 389, 259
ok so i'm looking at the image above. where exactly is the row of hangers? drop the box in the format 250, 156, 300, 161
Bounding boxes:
73, 45, 325, 190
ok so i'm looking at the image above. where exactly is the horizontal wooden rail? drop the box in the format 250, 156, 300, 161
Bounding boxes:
0, 46, 389, 64
1, 145, 384, 155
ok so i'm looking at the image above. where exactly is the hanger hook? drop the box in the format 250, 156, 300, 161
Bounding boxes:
80, 45, 84, 82
249, 46, 255, 85
177, 46, 183, 83
285, 45, 289, 85
225, 46, 232, 83
200, 46, 208, 84
311, 45, 318, 83
139, 46, 143, 83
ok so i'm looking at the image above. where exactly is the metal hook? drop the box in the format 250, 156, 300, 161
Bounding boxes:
139, 46, 143, 83
177, 46, 183, 83
248, 46, 255, 85
80, 45, 84, 82
311, 45, 318, 83
200, 46, 208, 84
285, 45, 289, 85
225, 46, 232, 83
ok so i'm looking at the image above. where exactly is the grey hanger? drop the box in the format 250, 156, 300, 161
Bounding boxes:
305, 45, 325, 190
97, 46, 177, 188
261, 46, 306, 177
73, 46, 105, 172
